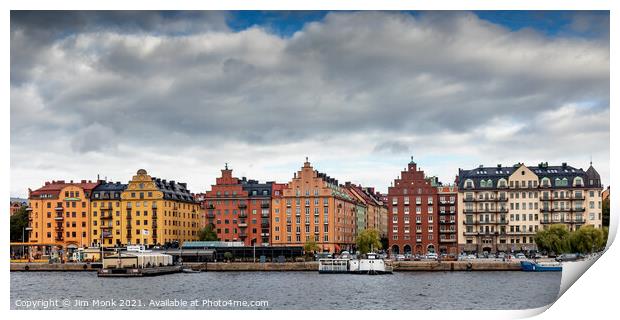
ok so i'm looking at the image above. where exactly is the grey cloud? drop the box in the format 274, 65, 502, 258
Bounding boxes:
373, 141, 411, 155
70, 122, 118, 153
10, 11, 610, 196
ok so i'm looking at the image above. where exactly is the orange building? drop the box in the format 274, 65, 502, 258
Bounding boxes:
27, 180, 99, 251
271, 159, 357, 253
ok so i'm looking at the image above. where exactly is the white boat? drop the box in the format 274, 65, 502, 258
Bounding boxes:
318, 253, 393, 275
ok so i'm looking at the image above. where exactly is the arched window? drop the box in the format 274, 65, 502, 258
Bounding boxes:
573, 177, 583, 187
541, 177, 551, 187
554, 178, 562, 187
498, 178, 507, 188
480, 180, 486, 188
487, 179, 493, 188
465, 179, 474, 189
562, 178, 568, 186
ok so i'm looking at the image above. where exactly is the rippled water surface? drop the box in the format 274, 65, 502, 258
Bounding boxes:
11, 271, 561, 310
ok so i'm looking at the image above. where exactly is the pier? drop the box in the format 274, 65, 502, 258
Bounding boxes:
11, 260, 521, 272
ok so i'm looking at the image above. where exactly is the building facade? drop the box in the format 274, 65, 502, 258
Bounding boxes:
121, 169, 201, 246
204, 165, 274, 246
437, 185, 459, 255
388, 158, 439, 255
90, 181, 127, 247
27, 180, 99, 249
271, 159, 357, 253
345, 183, 387, 238
457, 162, 604, 254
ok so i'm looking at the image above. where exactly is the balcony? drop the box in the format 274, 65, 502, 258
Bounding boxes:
26, 207, 32, 211
206, 204, 215, 209
463, 221, 476, 225
497, 220, 509, 225
207, 212, 215, 218
54, 215, 64, 221
238, 203, 247, 209
571, 208, 586, 212
238, 222, 248, 228
101, 205, 113, 211
439, 238, 457, 243
54, 225, 63, 231
100, 213, 113, 219
463, 198, 475, 203
261, 203, 270, 208
261, 222, 269, 228
571, 195, 586, 200
239, 233, 247, 238
439, 220, 455, 224
55, 206, 63, 211
439, 229, 455, 234
100, 225, 112, 229
238, 212, 247, 218
463, 231, 477, 236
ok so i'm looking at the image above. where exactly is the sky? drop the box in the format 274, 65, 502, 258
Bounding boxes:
10, 11, 610, 197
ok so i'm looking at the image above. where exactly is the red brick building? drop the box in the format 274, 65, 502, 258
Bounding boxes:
204, 165, 275, 246
388, 158, 439, 255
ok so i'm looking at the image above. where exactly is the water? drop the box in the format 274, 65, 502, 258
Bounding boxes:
11, 271, 560, 310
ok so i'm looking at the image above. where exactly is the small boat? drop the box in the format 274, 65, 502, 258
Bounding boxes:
318, 253, 393, 275
98, 251, 181, 277
520, 260, 562, 272
182, 268, 201, 273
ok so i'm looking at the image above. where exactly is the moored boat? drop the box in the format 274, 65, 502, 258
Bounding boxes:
318, 253, 393, 274
97, 250, 181, 277
520, 260, 562, 272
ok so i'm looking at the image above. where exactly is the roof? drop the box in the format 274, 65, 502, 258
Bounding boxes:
458, 163, 599, 189
152, 177, 196, 203
29, 180, 100, 197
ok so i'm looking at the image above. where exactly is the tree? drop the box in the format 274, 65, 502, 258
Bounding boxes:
10, 206, 29, 242
355, 228, 382, 255
602, 197, 610, 227
569, 225, 607, 253
223, 252, 233, 262
197, 225, 218, 241
304, 238, 320, 255
534, 224, 570, 254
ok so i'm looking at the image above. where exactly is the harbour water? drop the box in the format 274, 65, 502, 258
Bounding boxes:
11, 271, 561, 310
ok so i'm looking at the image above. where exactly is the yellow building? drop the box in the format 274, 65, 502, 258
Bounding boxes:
27, 180, 99, 251
90, 181, 126, 247
119, 169, 201, 247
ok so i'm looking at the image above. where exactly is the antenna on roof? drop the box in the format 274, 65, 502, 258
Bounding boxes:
225, 162, 228, 170
590, 155, 593, 166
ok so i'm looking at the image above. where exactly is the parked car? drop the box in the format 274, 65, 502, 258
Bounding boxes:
555, 253, 579, 262
514, 253, 527, 259
425, 252, 438, 260
395, 254, 406, 261
496, 252, 506, 259
547, 251, 557, 258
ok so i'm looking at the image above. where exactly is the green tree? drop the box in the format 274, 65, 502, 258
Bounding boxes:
534, 224, 571, 254
355, 228, 382, 255
223, 252, 233, 262
197, 225, 218, 241
569, 225, 607, 253
602, 197, 610, 227
10, 206, 29, 242
304, 239, 320, 255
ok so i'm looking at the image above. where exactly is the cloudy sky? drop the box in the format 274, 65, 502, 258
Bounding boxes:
10, 11, 610, 197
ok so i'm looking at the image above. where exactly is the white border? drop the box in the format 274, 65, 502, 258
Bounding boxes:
3, 1, 616, 319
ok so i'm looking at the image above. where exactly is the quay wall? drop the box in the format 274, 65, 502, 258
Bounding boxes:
10, 260, 521, 272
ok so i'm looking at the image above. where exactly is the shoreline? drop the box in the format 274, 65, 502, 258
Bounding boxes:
11, 260, 522, 272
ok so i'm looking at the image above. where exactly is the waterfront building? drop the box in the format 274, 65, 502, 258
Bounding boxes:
457, 162, 604, 254
437, 185, 459, 255
204, 165, 274, 246
602, 186, 609, 202
89, 181, 127, 247
345, 183, 387, 238
271, 158, 358, 253
120, 169, 201, 246
387, 158, 440, 255
27, 180, 100, 249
